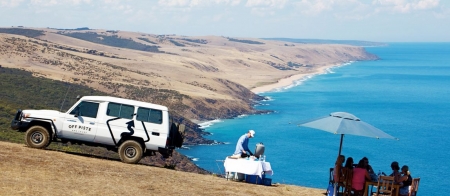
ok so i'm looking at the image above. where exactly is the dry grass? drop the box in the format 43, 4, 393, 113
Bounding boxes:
0, 28, 374, 97
0, 141, 325, 196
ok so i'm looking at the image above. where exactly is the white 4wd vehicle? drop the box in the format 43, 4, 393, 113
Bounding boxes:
11, 96, 184, 164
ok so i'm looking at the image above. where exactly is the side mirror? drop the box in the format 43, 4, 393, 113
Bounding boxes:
73, 108, 80, 117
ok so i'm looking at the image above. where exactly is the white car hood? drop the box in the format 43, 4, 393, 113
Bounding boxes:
22, 109, 64, 119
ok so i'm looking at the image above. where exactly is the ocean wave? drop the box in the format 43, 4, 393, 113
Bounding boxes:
237, 114, 248, 118
325, 67, 335, 74
261, 96, 274, 101
191, 158, 199, 161
280, 74, 314, 91
198, 119, 223, 129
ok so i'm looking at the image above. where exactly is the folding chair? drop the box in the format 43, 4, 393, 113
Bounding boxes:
342, 168, 354, 196
409, 177, 420, 196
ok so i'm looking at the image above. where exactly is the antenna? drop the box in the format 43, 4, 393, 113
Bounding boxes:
60, 85, 71, 112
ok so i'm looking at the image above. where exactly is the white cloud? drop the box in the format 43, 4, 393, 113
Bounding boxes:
157, 0, 241, 7
30, 0, 58, 6
27, 0, 92, 6
1, 0, 24, 7
372, 0, 440, 13
293, 0, 335, 15
413, 0, 439, 10
103, 0, 121, 4
158, 0, 189, 7
71, 0, 91, 5
113, 4, 133, 13
229, 0, 241, 6
245, 0, 287, 9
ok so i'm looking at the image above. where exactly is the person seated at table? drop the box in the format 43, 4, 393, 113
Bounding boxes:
362, 157, 377, 181
334, 154, 345, 183
361, 157, 374, 174
344, 157, 354, 169
232, 130, 255, 158
398, 165, 413, 196
389, 161, 401, 182
352, 159, 371, 196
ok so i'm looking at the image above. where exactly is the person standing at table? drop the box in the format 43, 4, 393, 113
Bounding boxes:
233, 130, 255, 158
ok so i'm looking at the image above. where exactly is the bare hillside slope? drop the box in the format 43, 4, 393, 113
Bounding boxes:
0, 141, 325, 196
0, 27, 377, 121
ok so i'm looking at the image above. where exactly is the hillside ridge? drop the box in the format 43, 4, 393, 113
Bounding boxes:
0, 27, 378, 122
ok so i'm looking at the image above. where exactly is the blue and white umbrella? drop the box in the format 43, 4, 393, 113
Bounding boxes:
299, 112, 398, 156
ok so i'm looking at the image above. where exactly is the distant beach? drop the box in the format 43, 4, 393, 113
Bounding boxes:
251, 63, 343, 93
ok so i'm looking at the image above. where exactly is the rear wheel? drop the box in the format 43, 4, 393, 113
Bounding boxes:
25, 125, 51, 149
118, 140, 143, 164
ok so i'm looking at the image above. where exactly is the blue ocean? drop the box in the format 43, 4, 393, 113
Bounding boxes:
178, 43, 450, 195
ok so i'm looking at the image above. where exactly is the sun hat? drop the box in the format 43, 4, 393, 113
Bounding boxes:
249, 130, 255, 137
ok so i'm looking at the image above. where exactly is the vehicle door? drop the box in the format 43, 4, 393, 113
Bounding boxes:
94, 102, 136, 145
135, 107, 166, 150
61, 101, 99, 141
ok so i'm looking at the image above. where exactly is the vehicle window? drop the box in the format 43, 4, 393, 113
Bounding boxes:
107, 102, 134, 119
136, 107, 163, 124
69, 101, 99, 118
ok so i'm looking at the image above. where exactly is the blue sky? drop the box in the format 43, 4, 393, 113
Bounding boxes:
1, 0, 448, 42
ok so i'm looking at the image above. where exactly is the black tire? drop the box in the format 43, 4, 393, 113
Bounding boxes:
25, 125, 51, 149
118, 140, 143, 164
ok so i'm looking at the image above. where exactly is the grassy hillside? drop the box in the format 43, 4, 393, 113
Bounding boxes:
0, 66, 210, 144
60, 32, 162, 52
0, 66, 213, 173
0, 28, 44, 38
0, 67, 106, 135
0, 141, 325, 196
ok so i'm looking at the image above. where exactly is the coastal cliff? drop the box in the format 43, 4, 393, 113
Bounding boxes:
0, 28, 378, 122
0, 27, 378, 173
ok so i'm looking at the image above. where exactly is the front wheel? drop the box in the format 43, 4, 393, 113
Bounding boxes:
25, 125, 51, 149
118, 140, 143, 164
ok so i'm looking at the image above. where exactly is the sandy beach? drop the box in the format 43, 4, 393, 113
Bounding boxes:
251, 63, 340, 94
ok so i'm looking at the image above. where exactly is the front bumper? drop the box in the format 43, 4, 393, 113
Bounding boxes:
10, 109, 28, 131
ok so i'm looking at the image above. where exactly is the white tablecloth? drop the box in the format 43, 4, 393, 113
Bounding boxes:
224, 157, 273, 178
